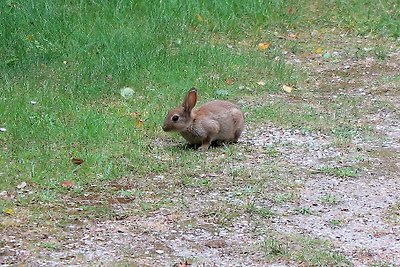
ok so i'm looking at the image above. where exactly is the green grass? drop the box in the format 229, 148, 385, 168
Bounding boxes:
317, 166, 359, 178
245, 203, 275, 219
0, 0, 299, 192
250, 97, 373, 140
295, 206, 313, 215
39, 242, 59, 250
273, 192, 298, 204
1, 0, 398, 193
263, 234, 351, 266
329, 219, 343, 228
319, 194, 342, 205
385, 201, 400, 225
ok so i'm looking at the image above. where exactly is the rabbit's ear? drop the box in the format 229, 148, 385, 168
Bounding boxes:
182, 88, 197, 113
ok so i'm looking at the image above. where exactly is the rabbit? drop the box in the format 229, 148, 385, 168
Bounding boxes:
162, 88, 244, 150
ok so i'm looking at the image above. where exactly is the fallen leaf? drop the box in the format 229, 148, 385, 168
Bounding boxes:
71, 158, 84, 165
288, 32, 298, 40
256, 80, 266, 86
196, 14, 204, 22
135, 119, 144, 128
258, 42, 270, 51
282, 85, 294, 93
0, 128, 6, 132
315, 47, 323, 54
3, 208, 13, 215
224, 79, 234, 85
61, 180, 74, 188
25, 34, 34, 41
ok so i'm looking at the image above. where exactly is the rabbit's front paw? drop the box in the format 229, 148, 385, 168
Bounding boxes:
198, 144, 210, 151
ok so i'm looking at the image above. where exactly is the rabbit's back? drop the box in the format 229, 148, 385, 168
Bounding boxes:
194, 100, 244, 143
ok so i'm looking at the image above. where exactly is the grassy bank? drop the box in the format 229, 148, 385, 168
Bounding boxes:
1, 0, 398, 196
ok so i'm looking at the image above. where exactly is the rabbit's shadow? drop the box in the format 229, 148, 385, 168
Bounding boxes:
171, 141, 235, 151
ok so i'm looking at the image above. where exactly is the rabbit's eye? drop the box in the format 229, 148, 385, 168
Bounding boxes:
172, 115, 179, 122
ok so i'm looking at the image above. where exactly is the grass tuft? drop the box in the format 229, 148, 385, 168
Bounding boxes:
263, 234, 351, 266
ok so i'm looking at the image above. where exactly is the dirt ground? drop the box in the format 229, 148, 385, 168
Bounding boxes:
1, 33, 399, 266
272, 35, 400, 266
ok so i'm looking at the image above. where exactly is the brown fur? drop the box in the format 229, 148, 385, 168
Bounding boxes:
162, 88, 244, 150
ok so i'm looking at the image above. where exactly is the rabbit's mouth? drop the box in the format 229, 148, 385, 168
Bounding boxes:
162, 124, 174, 132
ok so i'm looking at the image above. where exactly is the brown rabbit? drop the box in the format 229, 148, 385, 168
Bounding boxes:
162, 88, 244, 150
